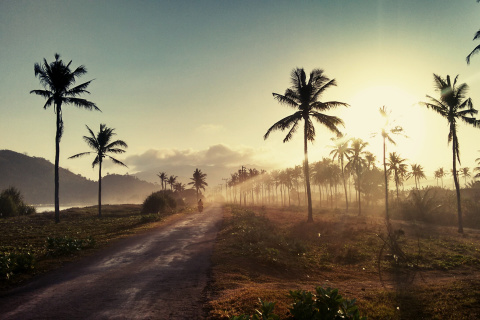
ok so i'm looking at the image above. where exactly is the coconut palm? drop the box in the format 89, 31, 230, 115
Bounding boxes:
387, 152, 408, 200
31, 53, 99, 222
157, 172, 168, 190
410, 164, 426, 189
460, 167, 471, 187
69, 124, 127, 217
264, 68, 348, 222
376, 106, 405, 221
434, 167, 446, 188
467, 1, 480, 65
346, 138, 368, 215
421, 74, 479, 233
330, 135, 352, 212
167, 175, 178, 191
188, 168, 208, 201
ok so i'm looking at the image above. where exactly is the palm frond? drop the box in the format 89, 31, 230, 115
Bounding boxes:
312, 78, 337, 100
68, 152, 92, 159
106, 140, 128, 150
272, 93, 298, 109
107, 156, 128, 167
310, 101, 349, 111
64, 98, 100, 111
264, 112, 302, 140
467, 43, 480, 64
65, 80, 93, 97
310, 112, 344, 136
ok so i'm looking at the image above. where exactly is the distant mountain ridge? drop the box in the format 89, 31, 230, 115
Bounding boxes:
0, 150, 159, 205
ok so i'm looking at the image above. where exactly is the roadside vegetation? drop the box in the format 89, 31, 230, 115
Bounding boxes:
0, 203, 193, 289
206, 205, 480, 319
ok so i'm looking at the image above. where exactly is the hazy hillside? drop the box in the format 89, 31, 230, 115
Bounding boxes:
0, 150, 159, 205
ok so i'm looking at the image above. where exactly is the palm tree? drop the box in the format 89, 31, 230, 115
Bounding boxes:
376, 106, 405, 221
346, 138, 368, 215
460, 167, 471, 187
330, 135, 352, 212
421, 74, 479, 233
264, 68, 348, 222
434, 167, 446, 188
31, 54, 99, 223
387, 152, 408, 200
69, 124, 127, 217
410, 164, 426, 189
188, 168, 208, 201
157, 172, 168, 190
174, 182, 186, 193
167, 175, 177, 191
467, 1, 480, 65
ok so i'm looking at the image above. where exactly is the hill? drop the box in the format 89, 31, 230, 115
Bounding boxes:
0, 150, 158, 205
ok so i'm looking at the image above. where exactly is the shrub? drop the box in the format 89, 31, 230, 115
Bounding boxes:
0, 187, 36, 218
0, 249, 36, 280
141, 191, 177, 214
45, 236, 96, 256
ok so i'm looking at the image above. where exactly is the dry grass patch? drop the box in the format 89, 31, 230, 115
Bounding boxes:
206, 205, 480, 319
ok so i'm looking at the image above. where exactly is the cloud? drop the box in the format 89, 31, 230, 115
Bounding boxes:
124, 144, 272, 173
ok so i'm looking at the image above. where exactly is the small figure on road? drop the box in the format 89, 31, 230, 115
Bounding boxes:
198, 199, 204, 213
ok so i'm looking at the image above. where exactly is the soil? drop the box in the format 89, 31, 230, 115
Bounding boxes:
0, 205, 223, 320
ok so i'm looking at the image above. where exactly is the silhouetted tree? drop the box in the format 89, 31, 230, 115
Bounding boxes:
466, 1, 480, 64
157, 172, 168, 190
460, 167, 471, 187
410, 164, 426, 189
167, 175, 177, 191
330, 135, 352, 212
188, 168, 208, 201
421, 74, 479, 233
387, 152, 408, 200
434, 167, 446, 188
69, 124, 127, 217
264, 68, 348, 222
31, 53, 99, 222
346, 138, 368, 215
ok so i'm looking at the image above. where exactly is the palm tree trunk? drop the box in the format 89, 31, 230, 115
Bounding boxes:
98, 161, 102, 217
54, 104, 61, 223
453, 138, 463, 233
383, 137, 389, 221
304, 125, 313, 223
341, 157, 348, 213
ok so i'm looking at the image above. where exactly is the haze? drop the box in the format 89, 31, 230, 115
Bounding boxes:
1, 0, 480, 187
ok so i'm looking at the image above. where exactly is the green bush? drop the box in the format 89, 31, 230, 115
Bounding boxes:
45, 236, 96, 256
0, 187, 36, 218
0, 249, 36, 280
141, 191, 177, 214
230, 286, 365, 320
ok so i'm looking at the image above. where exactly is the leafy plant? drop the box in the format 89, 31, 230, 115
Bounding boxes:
0, 249, 36, 280
231, 299, 280, 320
45, 236, 96, 256
0, 187, 36, 218
141, 191, 176, 214
289, 286, 366, 320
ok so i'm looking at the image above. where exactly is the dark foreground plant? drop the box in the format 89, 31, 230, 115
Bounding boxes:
230, 286, 365, 320
0, 249, 36, 280
45, 236, 96, 256
0, 187, 36, 218
141, 191, 177, 214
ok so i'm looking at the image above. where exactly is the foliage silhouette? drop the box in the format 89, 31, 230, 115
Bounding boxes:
264, 68, 348, 222
30, 53, 99, 223
421, 74, 479, 233
188, 168, 208, 201
69, 124, 127, 217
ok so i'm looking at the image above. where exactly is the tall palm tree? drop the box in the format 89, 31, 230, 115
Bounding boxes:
387, 152, 408, 200
188, 168, 208, 201
31, 53, 99, 223
460, 167, 471, 187
410, 164, 426, 189
264, 68, 348, 222
330, 135, 352, 212
69, 124, 127, 217
467, 1, 480, 65
167, 175, 178, 191
157, 172, 168, 191
346, 138, 368, 215
421, 74, 479, 233
435, 167, 446, 188
376, 106, 405, 221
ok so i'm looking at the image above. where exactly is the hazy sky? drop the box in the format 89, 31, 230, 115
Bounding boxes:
2, 0, 480, 187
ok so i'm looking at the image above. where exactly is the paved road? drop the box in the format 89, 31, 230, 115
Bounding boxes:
0, 205, 223, 319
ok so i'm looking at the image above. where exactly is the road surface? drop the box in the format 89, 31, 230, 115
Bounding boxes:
0, 204, 223, 319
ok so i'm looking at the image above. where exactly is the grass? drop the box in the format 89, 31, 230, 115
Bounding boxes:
206, 205, 480, 319
0, 204, 191, 289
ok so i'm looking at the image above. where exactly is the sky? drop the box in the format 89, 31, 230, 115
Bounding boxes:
2, 0, 480, 190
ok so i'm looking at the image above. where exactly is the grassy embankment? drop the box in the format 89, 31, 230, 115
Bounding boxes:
207, 205, 480, 319
0, 204, 192, 290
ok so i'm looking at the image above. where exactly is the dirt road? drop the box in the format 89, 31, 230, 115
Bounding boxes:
0, 205, 223, 319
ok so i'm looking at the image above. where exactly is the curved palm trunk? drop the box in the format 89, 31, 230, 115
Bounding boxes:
341, 157, 348, 213
98, 161, 102, 217
54, 104, 62, 223
453, 137, 463, 233
304, 124, 313, 223
383, 138, 389, 221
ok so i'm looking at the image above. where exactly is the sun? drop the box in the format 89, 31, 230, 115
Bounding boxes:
338, 85, 427, 161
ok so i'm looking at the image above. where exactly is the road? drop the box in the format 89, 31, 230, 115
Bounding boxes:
0, 204, 223, 319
